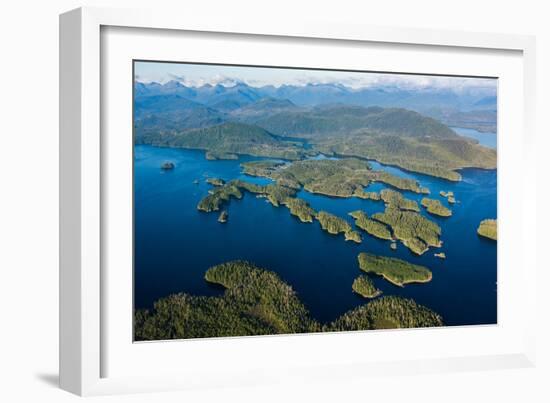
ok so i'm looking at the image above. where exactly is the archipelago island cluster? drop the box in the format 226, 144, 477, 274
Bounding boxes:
133, 61, 498, 341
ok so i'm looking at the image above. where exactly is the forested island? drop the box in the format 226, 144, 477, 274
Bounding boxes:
477, 219, 497, 240
134, 261, 443, 340
421, 198, 452, 217
372, 207, 442, 255
160, 161, 175, 170
440, 190, 456, 204
358, 253, 433, 287
198, 179, 364, 243
352, 275, 382, 298
218, 210, 228, 223
197, 171, 445, 253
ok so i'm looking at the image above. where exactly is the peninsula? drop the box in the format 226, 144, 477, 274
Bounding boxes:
197, 184, 243, 212
240, 158, 430, 197
349, 210, 393, 240
206, 177, 225, 186
282, 197, 317, 223
372, 207, 442, 255
316, 211, 362, 243
380, 189, 420, 211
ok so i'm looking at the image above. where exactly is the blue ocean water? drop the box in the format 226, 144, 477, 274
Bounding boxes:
134, 145, 497, 326
452, 127, 497, 149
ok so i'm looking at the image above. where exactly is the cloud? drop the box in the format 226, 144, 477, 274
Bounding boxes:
167, 73, 185, 82
286, 72, 495, 93
163, 72, 246, 88
135, 62, 496, 95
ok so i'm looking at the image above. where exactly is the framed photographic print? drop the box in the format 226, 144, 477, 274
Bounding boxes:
132, 60, 497, 341
60, 7, 537, 396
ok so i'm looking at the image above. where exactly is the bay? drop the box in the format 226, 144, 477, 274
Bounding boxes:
452, 126, 497, 149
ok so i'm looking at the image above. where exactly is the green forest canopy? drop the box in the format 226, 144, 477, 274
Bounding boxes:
135, 261, 443, 340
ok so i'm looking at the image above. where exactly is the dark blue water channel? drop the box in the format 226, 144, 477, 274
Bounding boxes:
134, 145, 497, 327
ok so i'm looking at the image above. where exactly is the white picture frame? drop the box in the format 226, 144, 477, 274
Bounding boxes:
60, 6, 537, 396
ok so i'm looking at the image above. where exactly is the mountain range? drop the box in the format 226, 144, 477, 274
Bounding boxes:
133, 80, 497, 181
135, 80, 497, 113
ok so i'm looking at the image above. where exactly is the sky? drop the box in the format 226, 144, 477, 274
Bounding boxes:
134, 61, 497, 93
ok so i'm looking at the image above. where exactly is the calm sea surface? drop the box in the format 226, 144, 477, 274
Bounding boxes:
453, 127, 497, 149
134, 145, 497, 326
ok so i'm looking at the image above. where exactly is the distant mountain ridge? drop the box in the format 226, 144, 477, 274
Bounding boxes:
133, 79, 497, 181
134, 80, 497, 112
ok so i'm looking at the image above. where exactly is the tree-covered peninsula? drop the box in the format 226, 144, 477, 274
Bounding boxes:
307, 111, 496, 182
240, 158, 429, 197
198, 180, 298, 212
353, 188, 381, 200
349, 210, 393, 240
206, 177, 225, 186
421, 197, 452, 217
477, 219, 497, 240
352, 275, 382, 298
372, 207, 442, 255
316, 211, 362, 243
134, 261, 443, 340
380, 189, 420, 211
281, 197, 316, 223
136, 122, 307, 161
241, 104, 496, 182
328, 296, 443, 330
358, 253, 433, 287
197, 184, 243, 212
241, 160, 288, 179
